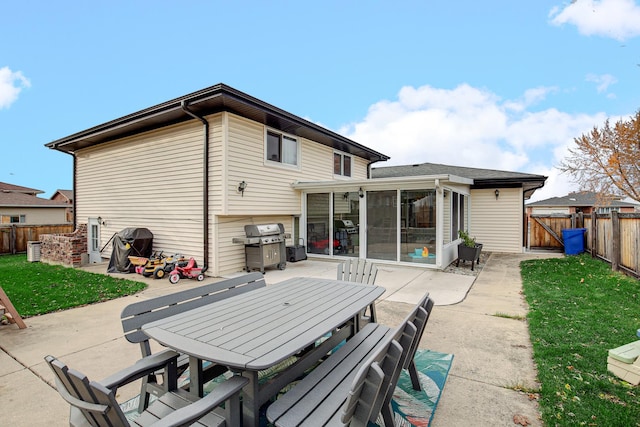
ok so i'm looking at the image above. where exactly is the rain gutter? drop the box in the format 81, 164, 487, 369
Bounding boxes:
180, 100, 209, 273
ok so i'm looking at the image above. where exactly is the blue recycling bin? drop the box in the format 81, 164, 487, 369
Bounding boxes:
562, 228, 586, 255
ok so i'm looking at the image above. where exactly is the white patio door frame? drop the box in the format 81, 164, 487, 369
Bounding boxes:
88, 217, 101, 263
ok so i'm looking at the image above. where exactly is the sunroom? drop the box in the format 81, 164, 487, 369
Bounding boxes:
293, 174, 473, 269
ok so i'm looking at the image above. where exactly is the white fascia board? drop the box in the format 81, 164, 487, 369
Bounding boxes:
291, 174, 473, 191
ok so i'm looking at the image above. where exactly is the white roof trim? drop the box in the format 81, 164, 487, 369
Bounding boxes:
291, 174, 473, 191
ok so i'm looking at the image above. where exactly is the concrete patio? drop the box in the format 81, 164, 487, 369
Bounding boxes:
0, 252, 560, 426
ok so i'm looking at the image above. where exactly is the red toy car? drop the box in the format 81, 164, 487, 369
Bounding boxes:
168, 257, 204, 284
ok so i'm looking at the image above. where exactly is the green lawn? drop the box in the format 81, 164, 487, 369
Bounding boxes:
521, 254, 640, 426
0, 254, 146, 317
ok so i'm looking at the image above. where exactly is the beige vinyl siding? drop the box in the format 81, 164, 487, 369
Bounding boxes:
0, 207, 68, 225
207, 113, 225, 211
214, 214, 294, 275
351, 156, 369, 179
75, 121, 206, 261
223, 114, 369, 216
442, 192, 451, 243
470, 188, 523, 253
76, 110, 373, 271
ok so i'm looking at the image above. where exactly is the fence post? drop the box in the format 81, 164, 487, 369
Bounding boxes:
611, 211, 620, 273
10, 225, 16, 255
590, 211, 597, 258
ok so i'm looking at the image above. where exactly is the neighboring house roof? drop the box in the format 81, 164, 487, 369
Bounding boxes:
45, 83, 390, 163
0, 182, 44, 196
526, 191, 639, 208
371, 162, 547, 198
51, 189, 73, 203
0, 191, 69, 207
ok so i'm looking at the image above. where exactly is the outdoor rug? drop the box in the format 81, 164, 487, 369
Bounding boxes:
123, 349, 453, 427
384, 349, 454, 427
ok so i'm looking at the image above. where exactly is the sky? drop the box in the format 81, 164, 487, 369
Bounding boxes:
2, 0, 640, 202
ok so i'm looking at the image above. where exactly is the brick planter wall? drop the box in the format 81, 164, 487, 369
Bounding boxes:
40, 223, 88, 268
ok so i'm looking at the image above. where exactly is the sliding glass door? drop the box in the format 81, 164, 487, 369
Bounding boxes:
366, 190, 397, 261
333, 192, 360, 257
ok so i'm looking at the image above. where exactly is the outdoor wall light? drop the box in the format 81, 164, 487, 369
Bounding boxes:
495, 189, 500, 200
238, 180, 247, 196
358, 187, 364, 198
343, 192, 349, 200
97, 216, 106, 226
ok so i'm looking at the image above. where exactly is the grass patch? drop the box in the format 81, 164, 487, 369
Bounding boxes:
0, 254, 146, 317
521, 253, 640, 426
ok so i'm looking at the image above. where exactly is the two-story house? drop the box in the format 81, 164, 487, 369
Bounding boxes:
46, 83, 546, 275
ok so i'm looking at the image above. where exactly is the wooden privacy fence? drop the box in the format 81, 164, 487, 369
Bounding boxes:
528, 212, 640, 278
0, 224, 74, 255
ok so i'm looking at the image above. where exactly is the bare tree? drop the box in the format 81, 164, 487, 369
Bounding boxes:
559, 111, 640, 203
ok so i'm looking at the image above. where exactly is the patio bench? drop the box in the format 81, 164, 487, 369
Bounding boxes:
120, 272, 266, 412
267, 291, 433, 426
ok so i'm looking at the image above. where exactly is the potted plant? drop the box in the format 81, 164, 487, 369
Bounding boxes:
456, 230, 483, 270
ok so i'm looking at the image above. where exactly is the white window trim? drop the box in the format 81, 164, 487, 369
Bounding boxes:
333, 150, 352, 178
264, 128, 301, 170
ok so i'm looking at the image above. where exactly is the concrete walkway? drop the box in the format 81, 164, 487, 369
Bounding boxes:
0, 252, 559, 426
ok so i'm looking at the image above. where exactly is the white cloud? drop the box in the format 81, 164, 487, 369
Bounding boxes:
340, 83, 608, 201
0, 66, 31, 109
549, 0, 640, 41
504, 86, 558, 112
585, 73, 618, 93
526, 169, 579, 202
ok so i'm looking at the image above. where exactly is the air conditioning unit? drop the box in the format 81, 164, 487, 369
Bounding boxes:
27, 241, 41, 262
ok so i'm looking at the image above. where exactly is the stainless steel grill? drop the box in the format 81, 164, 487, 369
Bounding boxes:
335, 219, 358, 234
334, 219, 358, 254
232, 223, 289, 273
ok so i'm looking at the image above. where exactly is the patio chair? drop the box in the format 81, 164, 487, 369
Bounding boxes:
45, 351, 247, 427
337, 258, 378, 285
337, 259, 379, 326
120, 272, 265, 412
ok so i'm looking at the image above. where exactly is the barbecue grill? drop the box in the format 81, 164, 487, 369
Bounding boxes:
232, 223, 289, 273
334, 219, 358, 254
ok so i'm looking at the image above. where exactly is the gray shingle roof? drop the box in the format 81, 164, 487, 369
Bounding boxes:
372, 162, 544, 180
0, 181, 43, 195
51, 189, 73, 202
527, 191, 639, 208
0, 191, 68, 207
371, 162, 547, 198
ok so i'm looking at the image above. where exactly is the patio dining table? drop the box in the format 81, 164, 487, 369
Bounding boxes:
142, 276, 385, 427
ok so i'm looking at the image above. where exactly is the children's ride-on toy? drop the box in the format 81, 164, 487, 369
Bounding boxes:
134, 252, 186, 279
169, 257, 204, 284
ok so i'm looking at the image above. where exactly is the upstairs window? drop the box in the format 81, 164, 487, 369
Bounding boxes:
267, 130, 298, 166
334, 152, 352, 177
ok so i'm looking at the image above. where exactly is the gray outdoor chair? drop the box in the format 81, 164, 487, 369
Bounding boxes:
45, 351, 247, 427
337, 258, 379, 326
337, 258, 378, 285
